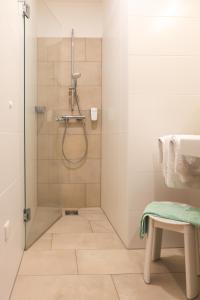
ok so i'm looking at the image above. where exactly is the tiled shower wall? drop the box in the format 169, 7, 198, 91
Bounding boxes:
37, 38, 102, 208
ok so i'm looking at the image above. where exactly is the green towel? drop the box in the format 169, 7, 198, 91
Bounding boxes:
140, 201, 200, 239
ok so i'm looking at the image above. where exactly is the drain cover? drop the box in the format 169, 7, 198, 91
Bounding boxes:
65, 210, 79, 215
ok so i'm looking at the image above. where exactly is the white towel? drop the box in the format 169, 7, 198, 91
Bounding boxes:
171, 135, 200, 188
158, 135, 183, 188
159, 135, 200, 189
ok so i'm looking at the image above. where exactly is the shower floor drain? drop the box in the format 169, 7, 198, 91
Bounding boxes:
65, 210, 79, 216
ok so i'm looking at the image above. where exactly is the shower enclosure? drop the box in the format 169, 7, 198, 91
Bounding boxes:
24, 3, 61, 249
24, 4, 102, 248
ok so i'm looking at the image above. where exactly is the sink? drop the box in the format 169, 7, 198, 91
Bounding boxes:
179, 135, 200, 158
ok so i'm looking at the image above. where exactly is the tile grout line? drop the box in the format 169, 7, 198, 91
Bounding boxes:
16, 271, 186, 277
111, 275, 121, 300
75, 249, 79, 274
89, 220, 94, 233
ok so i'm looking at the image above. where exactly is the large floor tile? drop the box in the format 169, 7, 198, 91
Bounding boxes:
11, 275, 119, 300
112, 273, 188, 300
28, 237, 52, 251
47, 216, 92, 234
19, 250, 77, 275
79, 207, 103, 214
77, 248, 185, 275
90, 220, 115, 233
80, 213, 108, 221
52, 233, 124, 250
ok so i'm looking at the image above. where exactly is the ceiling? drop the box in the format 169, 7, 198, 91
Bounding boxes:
49, 0, 102, 2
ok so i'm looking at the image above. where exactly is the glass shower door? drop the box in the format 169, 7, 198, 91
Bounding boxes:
23, 2, 61, 249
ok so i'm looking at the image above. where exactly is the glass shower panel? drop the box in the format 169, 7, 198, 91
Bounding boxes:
24, 3, 61, 249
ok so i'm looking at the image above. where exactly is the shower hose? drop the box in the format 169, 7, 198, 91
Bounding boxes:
62, 92, 88, 165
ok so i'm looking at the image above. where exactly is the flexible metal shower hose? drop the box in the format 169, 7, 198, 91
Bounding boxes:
62, 93, 88, 165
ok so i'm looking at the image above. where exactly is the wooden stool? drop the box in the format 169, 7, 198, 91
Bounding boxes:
144, 216, 200, 300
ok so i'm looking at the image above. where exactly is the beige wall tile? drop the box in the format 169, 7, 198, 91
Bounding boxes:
38, 63, 55, 86
78, 86, 102, 109
59, 160, 71, 183
86, 38, 102, 61
70, 159, 101, 183
60, 184, 86, 208
38, 86, 69, 110
37, 113, 49, 135
48, 160, 60, 184
59, 159, 71, 184
62, 134, 89, 160
48, 134, 61, 159
37, 38, 86, 62
54, 62, 71, 86
74, 38, 86, 61
37, 38, 102, 209
88, 135, 101, 158
37, 135, 49, 159
47, 38, 69, 62
38, 38, 70, 62
75, 62, 102, 86
86, 184, 101, 207
38, 184, 61, 207
37, 38, 48, 62
37, 160, 49, 183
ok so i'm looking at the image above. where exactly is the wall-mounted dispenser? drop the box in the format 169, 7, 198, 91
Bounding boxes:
90, 107, 98, 121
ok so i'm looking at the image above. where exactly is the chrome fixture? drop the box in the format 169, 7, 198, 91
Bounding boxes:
56, 29, 88, 165
56, 115, 85, 122
35, 106, 46, 113
21, 1, 30, 19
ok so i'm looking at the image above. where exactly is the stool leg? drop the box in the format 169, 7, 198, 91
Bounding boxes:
152, 228, 163, 261
195, 228, 200, 276
184, 225, 199, 300
144, 218, 154, 284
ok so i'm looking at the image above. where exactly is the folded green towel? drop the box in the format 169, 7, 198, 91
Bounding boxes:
140, 201, 200, 239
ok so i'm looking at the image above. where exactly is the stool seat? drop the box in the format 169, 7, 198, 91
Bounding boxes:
144, 215, 200, 300
151, 215, 190, 225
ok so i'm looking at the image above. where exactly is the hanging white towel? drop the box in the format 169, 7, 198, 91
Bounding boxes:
159, 135, 200, 189
158, 135, 183, 188
171, 135, 200, 188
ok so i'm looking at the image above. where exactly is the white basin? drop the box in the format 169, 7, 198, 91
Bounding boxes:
179, 135, 200, 158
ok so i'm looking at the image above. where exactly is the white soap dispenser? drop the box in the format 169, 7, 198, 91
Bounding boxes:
90, 107, 98, 121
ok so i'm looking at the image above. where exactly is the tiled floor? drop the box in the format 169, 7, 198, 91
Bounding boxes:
11, 208, 200, 300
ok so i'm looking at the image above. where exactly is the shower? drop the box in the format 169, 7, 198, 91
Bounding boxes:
56, 29, 88, 165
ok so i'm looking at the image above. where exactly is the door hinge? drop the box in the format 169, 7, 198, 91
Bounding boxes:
22, 2, 30, 19
24, 208, 31, 223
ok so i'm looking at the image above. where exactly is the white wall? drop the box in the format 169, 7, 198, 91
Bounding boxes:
0, 0, 37, 298
37, 0, 103, 37
102, 0, 200, 248
0, 2, 24, 299
101, 0, 130, 245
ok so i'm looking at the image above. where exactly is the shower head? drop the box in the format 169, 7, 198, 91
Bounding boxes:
72, 72, 81, 80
